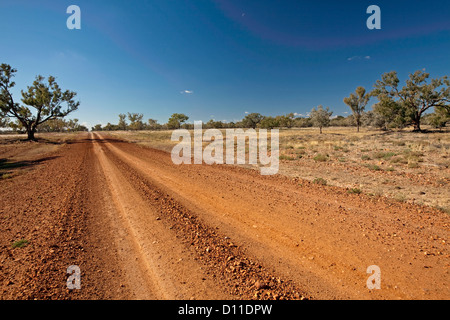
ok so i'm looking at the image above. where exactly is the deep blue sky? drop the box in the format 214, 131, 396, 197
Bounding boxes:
1, 0, 450, 128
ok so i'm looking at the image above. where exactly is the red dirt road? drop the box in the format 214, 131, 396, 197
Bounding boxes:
1, 132, 448, 299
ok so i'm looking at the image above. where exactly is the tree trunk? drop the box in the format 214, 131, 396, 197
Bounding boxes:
412, 113, 422, 132
26, 126, 36, 140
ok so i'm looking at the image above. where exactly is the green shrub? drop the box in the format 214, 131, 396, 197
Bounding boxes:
394, 193, 407, 202
348, 188, 362, 194
373, 151, 396, 160
407, 162, 419, 169
279, 154, 295, 161
365, 164, 382, 171
390, 156, 408, 164
313, 178, 327, 185
313, 154, 328, 162
12, 239, 29, 248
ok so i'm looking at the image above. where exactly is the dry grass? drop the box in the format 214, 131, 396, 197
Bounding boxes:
275, 127, 450, 212
2, 128, 448, 214
106, 126, 450, 213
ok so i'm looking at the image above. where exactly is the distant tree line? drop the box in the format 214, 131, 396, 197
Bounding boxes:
89, 111, 353, 132
3, 66, 448, 136
7, 118, 88, 133
90, 70, 449, 134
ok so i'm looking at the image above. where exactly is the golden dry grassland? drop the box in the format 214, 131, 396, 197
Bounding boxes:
106, 127, 450, 213
1, 128, 448, 213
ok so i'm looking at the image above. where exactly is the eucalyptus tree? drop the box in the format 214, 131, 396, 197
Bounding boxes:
344, 86, 370, 132
310, 105, 333, 134
371, 70, 450, 132
0, 63, 79, 140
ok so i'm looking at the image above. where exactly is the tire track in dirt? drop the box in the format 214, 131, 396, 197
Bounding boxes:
93, 133, 308, 300
96, 133, 449, 300
91, 132, 235, 299
2, 132, 447, 300
1, 136, 127, 299
92, 132, 308, 300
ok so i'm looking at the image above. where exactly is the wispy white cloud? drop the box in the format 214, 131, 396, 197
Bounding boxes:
54, 50, 87, 62
347, 55, 371, 61
244, 111, 249, 114
296, 112, 310, 118
180, 90, 193, 94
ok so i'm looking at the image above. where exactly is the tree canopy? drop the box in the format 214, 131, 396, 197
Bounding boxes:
344, 86, 370, 132
167, 113, 189, 129
127, 112, 144, 130
310, 105, 333, 134
0, 63, 79, 140
371, 70, 450, 132
242, 113, 264, 129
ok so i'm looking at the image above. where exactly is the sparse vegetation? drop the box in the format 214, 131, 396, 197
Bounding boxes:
107, 126, 449, 213
313, 177, 327, 185
12, 239, 29, 248
407, 162, 420, 169
348, 188, 362, 194
373, 151, 396, 160
365, 164, 382, 171
313, 154, 328, 162
279, 154, 295, 161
